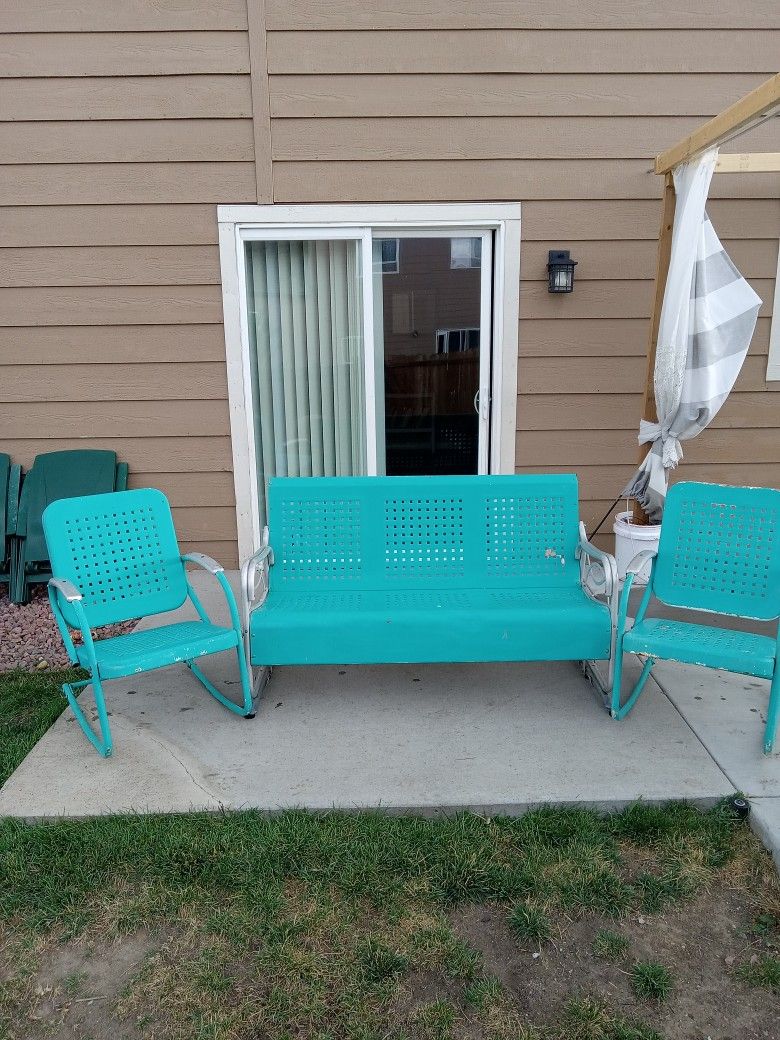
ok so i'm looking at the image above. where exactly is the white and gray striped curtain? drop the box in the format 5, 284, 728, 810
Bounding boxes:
245, 239, 366, 526
623, 148, 762, 522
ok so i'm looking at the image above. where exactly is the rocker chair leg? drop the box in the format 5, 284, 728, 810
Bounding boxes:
610, 650, 654, 721
63, 675, 113, 758
764, 667, 780, 755
186, 643, 255, 719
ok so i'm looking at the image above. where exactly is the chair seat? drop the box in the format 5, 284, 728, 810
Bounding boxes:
78, 620, 239, 679
623, 617, 777, 679
250, 586, 611, 665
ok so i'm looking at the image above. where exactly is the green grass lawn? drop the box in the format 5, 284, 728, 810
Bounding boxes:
1, 669, 779, 1040
0, 667, 82, 788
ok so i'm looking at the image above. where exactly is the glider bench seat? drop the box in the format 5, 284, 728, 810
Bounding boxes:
242, 475, 618, 687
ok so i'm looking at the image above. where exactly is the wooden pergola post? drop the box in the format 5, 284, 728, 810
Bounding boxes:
633, 72, 780, 525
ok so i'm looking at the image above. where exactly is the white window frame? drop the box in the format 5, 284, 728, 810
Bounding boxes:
767, 239, 780, 381
375, 236, 400, 274
217, 203, 521, 561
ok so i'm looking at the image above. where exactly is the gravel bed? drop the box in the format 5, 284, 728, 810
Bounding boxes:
0, 584, 137, 672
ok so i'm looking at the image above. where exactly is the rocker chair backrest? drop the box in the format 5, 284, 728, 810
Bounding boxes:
42, 487, 189, 629
654, 482, 780, 621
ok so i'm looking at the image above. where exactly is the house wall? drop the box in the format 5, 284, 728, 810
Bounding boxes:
0, 0, 262, 566
1, 2, 778, 564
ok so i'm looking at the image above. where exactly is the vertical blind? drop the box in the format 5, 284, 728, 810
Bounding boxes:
244, 239, 366, 527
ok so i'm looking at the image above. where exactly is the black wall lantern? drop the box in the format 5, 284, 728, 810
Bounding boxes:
547, 249, 577, 293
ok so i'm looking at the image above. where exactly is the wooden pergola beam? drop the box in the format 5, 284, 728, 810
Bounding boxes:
715, 151, 780, 173
655, 72, 780, 174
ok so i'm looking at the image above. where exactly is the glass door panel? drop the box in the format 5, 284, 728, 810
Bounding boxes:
244, 235, 367, 527
372, 232, 491, 475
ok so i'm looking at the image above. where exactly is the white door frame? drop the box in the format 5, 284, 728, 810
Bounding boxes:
218, 203, 521, 562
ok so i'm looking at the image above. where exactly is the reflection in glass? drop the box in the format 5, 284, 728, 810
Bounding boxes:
374, 236, 483, 475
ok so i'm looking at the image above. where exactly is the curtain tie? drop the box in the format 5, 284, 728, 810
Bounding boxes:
637, 419, 683, 469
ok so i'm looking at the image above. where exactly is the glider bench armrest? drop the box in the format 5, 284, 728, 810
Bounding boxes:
182, 552, 224, 574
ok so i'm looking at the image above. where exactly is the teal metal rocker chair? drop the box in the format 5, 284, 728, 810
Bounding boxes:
611, 482, 780, 754
11, 449, 128, 604
0, 453, 21, 587
43, 488, 253, 757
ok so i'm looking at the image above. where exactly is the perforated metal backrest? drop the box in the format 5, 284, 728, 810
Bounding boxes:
268, 475, 581, 590
43, 488, 189, 628
654, 482, 780, 621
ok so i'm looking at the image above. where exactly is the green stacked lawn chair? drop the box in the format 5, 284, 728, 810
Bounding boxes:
10, 449, 128, 605
44, 487, 253, 757
0, 453, 21, 588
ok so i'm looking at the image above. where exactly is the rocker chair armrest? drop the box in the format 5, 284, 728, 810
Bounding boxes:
182, 552, 224, 574
48, 577, 83, 601
626, 549, 657, 576
47, 577, 87, 667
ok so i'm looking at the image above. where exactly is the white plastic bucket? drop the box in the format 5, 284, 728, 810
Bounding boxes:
613, 510, 661, 584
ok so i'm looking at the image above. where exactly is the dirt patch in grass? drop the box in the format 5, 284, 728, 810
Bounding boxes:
451, 887, 780, 1040
23, 929, 167, 1040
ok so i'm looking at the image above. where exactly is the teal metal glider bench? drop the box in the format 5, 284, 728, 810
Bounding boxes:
242, 475, 618, 691
611, 481, 780, 755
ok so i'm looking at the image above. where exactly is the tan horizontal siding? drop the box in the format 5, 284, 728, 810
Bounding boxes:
0, 8, 259, 560
516, 429, 780, 467
521, 200, 780, 241
132, 472, 236, 506
0, 401, 229, 438
266, 0, 780, 30
0, 120, 254, 163
519, 240, 778, 282
518, 392, 780, 431
519, 279, 774, 320
517, 356, 776, 395
273, 160, 779, 202
0, 204, 220, 246
270, 73, 772, 118
271, 115, 776, 162
0, 285, 224, 326
0, 246, 221, 286
0, 162, 257, 205
2, 363, 228, 401
3, 199, 774, 249
0, 32, 250, 76
0, 76, 252, 120
0, 325, 228, 364
4, 240, 773, 289
520, 317, 772, 358
0, 1, 248, 33
4, 437, 233, 471
267, 30, 780, 74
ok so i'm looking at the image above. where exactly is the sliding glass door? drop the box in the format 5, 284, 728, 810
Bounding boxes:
372, 231, 492, 477
240, 226, 493, 526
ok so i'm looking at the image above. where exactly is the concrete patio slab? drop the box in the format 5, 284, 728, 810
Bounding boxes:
651, 661, 779, 797
0, 574, 736, 819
